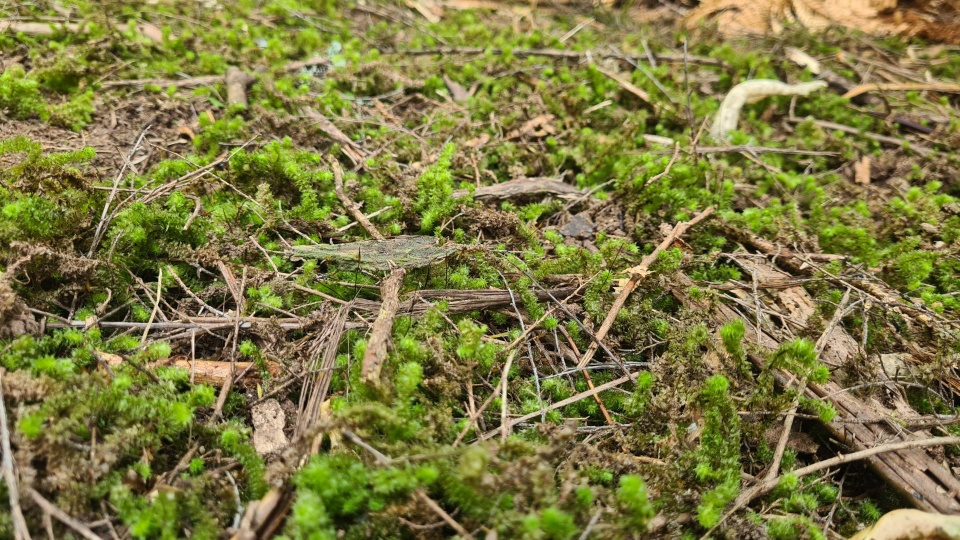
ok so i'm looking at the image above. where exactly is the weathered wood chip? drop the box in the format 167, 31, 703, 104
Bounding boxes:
290, 235, 459, 271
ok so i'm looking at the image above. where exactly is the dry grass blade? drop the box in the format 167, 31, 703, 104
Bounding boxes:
295, 305, 350, 438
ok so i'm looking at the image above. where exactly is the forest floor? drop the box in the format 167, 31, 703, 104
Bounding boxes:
3, 1, 960, 539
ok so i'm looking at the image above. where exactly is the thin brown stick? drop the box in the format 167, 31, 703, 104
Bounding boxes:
331, 158, 383, 240
361, 266, 405, 384
480, 373, 638, 439
0, 370, 31, 540
140, 268, 163, 344
453, 387, 500, 446
559, 326, 615, 428
499, 350, 518, 443
577, 206, 715, 368
700, 436, 960, 539
643, 143, 680, 188
594, 65, 650, 103
27, 488, 100, 540
342, 429, 471, 537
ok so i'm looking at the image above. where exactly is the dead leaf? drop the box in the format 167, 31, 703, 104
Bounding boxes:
177, 124, 196, 140
684, 0, 960, 45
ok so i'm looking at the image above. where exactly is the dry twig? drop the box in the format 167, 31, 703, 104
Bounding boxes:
331, 158, 383, 240
577, 206, 715, 368
361, 266, 405, 384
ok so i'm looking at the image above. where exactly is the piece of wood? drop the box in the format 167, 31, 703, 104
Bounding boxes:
291, 236, 459, 271
451, 177, 584, 201
361, 266, 405, 385
331, 158, 383, 240
99, 353, 281, 387
225, 67, 254, 108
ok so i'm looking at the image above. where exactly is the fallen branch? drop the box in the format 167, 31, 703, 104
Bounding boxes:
786, 116, 933, 156
361, 266, 405, 384
594, 66, 650, 104
711, 80, 826, 140
577, 206, 715, 368
0, 20, 164, 43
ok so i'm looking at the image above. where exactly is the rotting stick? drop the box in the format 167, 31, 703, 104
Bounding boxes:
577, 206, 715, 368
361, 266, 405, 384
0, 370, 31, 540
330, 158, 383, 240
